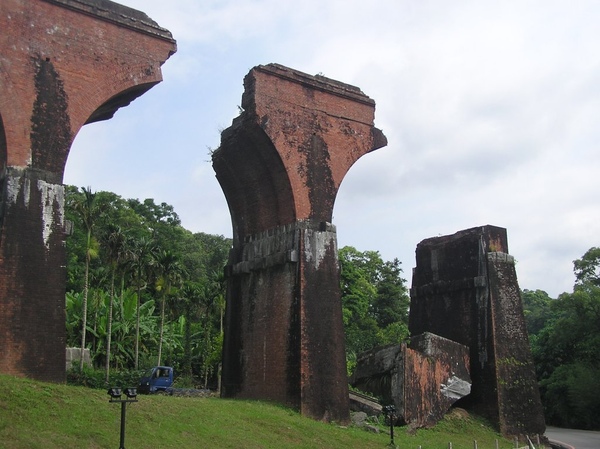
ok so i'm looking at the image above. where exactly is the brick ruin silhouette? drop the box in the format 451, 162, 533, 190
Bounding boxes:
0, 0, 545, 438
0, 0, 176, 382
410, 225, 546, 438
350, 226, 546, 439
212, 64, 387, 423
212, 68, 545, 435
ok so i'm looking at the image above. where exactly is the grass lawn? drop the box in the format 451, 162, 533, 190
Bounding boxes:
0, 374, 523, 449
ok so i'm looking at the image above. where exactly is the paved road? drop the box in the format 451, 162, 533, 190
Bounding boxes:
545, 426, 600, 449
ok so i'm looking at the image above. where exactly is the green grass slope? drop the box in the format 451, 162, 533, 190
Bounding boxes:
0, 374, 515, 449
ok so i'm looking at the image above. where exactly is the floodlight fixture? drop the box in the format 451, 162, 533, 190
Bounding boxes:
108, 387, 122, 399
124, 387, 137, 399
383, 404, 396, 416
108, 386, 138, 449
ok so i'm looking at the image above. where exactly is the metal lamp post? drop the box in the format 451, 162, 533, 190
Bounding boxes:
383, 404, 397, 448
108, 387, 138, 449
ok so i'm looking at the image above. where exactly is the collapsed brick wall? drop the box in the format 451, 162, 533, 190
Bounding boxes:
351, 333, 471, 429
403, 333, 471, 428
0, 0, 175, 382
213, 64, 386, 423
409, 226, 546, 438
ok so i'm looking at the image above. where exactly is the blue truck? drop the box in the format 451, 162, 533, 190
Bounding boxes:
138, 366, 211, 397
138, 366, 174, 394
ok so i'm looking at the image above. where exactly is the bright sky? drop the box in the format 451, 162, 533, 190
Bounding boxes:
65, 0, 600, 298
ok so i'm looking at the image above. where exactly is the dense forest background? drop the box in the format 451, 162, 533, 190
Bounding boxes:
64, 186, 600, 430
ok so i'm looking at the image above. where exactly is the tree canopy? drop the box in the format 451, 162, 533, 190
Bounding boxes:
339, 246, 410, 372
65, 186, 231, 388
523, 249, 600, 430
64, 185, 600, 431
65, 186, 412, 388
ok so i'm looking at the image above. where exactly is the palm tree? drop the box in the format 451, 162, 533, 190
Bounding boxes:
89, 266, 109, 359
71, 187, 99, 371
154, 249, 185, 366
129, 236, 156, 369
199, 272, 226, 388
179, 282, 203, 378
101, 224, 126, 382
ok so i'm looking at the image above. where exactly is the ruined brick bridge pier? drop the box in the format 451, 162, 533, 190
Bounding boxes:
212, 64, 387, 423
0, 0, 176, 382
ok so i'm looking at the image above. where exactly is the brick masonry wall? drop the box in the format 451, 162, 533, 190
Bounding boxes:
0, 169, 67, 382
409, 226, 545, 438
403, 335, 470, 427
487, 252, 546, 437
214, 64, 386, 423
0, 0, 175, 382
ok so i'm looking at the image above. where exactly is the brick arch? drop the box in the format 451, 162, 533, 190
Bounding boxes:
0, 0, 176, 383
214, 64, 387, 424
67, 60, 167, 143
213, 120, 296, 242
86, 81, 159, 125
57, 62, 167, 180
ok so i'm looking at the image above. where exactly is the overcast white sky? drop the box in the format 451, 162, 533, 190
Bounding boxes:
65, 0, 600, 298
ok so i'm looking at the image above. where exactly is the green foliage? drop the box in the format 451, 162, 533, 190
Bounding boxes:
573, 246, 600, 287
66, 291, 84, 346
127, 197, 185, 254
66, 365, 144, 390
64, 185, 231, 385
67, 287, 159, 369
521, 289, 554, 335
540, 362, 600, 429
524, 248, 600, 430
339, 246, 410, 370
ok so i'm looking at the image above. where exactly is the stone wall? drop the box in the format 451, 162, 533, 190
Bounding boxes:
65, 347, 91, 371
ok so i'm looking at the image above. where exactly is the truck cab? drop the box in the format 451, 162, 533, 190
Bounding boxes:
138, 366, 174, 394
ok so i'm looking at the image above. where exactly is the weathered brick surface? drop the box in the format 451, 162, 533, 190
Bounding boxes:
409, 226, 546, 438
214, 64, 386, 423
487, 252, 546, 437
350, 333, 471, 428
0, 0, 175, 382
404, 333, 471, 427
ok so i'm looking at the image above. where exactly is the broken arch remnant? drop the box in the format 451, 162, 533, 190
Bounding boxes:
213, 64, 387, 423
0, 0, 175, 383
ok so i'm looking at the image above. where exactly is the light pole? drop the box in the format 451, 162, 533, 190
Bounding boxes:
383, 404, 397, 448
108, 387, 138, 449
